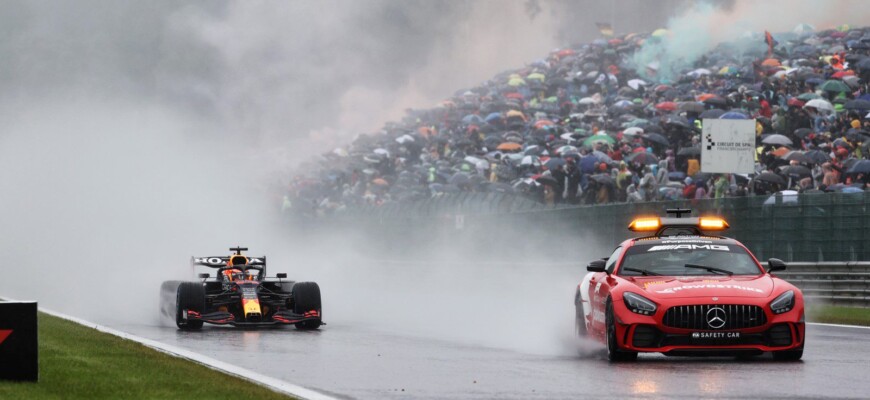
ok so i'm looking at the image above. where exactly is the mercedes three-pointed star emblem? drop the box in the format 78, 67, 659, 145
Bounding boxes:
706, 307, 727, 329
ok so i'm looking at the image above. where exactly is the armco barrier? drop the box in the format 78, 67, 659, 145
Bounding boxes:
775, 262, 870, 307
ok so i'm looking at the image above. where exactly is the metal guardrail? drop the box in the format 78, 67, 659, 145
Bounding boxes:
775, 262, 870, 307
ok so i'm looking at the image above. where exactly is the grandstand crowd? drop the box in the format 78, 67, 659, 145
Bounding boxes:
282, 24, 870, 216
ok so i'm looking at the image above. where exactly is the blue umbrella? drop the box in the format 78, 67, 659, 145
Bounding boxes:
462, 114, 484, 124
485, 112, 502, 123
720, 111, 749, 119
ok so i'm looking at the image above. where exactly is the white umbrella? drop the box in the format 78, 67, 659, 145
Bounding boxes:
803, 98, 834, 113
762, 134, 794, 146
623, 127, 644, 137
578, 97, 597, 105
627, 79, 648, 90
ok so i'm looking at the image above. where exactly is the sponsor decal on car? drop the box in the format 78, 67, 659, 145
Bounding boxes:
655, 284, 764, 294
692, 332, 741, 338
643, 280, 667, 289
647, 244, 729, 252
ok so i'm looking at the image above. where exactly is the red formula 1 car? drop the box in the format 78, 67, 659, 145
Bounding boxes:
160, 247, 322, 330
575, 209, 804, 361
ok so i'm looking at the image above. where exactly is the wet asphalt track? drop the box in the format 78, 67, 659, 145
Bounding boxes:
107, 322, 870, 399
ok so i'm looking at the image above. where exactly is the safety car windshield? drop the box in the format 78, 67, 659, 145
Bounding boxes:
618, 241, 762, 276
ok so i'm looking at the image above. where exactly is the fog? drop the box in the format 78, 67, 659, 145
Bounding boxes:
0, 1, 865, 355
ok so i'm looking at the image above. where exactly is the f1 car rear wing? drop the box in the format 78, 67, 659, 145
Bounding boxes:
191, 256, 266, 268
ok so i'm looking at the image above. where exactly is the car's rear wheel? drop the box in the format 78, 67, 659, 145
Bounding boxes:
606, 297, 637, 362
772, 348, 803, 361
292, 282, 322, 330
176, 282, 205, 330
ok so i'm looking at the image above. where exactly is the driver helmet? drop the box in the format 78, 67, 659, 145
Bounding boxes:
223, 268, 245, 282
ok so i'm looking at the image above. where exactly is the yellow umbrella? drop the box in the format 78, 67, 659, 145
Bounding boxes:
651, 28, 670, 38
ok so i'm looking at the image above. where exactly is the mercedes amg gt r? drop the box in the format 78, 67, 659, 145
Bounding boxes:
575, 209, 804, 361
160, 247, 323, 330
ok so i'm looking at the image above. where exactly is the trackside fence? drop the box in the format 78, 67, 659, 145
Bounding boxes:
326, 191, 870, 262
774, 262, 870, 307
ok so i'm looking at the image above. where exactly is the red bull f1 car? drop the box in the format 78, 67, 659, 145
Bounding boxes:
160, 247, 322, 330
575, 209, 804, 361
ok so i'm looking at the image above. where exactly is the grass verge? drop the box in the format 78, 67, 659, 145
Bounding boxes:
0, 312, 294, 400
807, 305, 870, 326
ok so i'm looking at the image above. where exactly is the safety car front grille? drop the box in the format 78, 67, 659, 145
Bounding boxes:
663, 304, 767, 330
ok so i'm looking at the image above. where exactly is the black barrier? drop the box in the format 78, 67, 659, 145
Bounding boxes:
0, 301, 38, 381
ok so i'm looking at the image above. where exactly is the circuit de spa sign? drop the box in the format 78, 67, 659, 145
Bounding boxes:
701, 119, 756, 174
0, 301, 38, 381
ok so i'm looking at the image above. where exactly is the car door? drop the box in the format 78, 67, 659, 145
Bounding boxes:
589, 246, 623, 334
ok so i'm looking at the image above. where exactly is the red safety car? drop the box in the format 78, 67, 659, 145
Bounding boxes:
575, 209, 804, 361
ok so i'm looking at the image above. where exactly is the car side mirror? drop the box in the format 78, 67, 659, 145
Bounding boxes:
276, 273, 287, 279
587, 259, 607, 272
767, 258, 787, 272
198, 273, 210, 279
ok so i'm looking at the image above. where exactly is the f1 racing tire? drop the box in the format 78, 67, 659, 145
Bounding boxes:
176, 282, 205, 330
772, 347, 803, 361
292, 282, 322, 330
606, 297, 637, 362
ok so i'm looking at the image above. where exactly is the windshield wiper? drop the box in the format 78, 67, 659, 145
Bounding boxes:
684, 263, 733, 276
622, 267, 662, 276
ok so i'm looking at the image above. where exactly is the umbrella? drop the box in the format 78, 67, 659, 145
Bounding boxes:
372, 178, 389, 186
626, 152, 660, 165
642, 133, 670, 146
627, 79, 648, 90
663, 115, 692, 129
702, 96, 728, 107
590, 173, 614, 185
544, 157, 566, 170
779, 165, 812, 178
699, 109, 726, 119
679, 102, 706, 113
797, 92, 822, 101
497, 142, 522, 152
845, 129, 870, 142
623, 127, 644, 137
462, 114, 484, 124
770, 146, 791, 157
535, 174, 560, 186
804, 150, 831, 164
845, 99, 870, 110
780, 151, 812, 164
591, 150, 614, 164
583, 134, 616, 146
678, 146, 701, 156
655, 101, 678, 112
762, 134, 793, 146
755, 172, 786, 186
793, 128, 812, 138
803, 98, 834, 113
719, 111, 749, 120
819, 80, 851, 93
519, 155, 541, 167
846, 160, 870, 174
763, 190, 799, 206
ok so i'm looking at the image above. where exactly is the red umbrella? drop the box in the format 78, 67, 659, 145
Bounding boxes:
505, 92, 524, 100
787, 98, 805, 107
655, 101, 678, 112
654, 84, 673, 93
831, 70, 855, 79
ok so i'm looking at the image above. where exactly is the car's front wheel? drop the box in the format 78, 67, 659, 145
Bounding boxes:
606, 297, 637, 362
176, 282, 205, 330
292, 282, 322, 330
772, 347, 803, 361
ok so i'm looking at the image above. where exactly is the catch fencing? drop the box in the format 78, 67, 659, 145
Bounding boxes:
333, 191, 870, 262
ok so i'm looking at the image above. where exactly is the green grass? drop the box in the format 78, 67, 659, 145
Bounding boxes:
807, 305, 870, 326
0, 313, 294, 400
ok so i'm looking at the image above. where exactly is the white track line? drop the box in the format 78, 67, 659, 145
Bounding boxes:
33, 305, 336, 400
807, 322, 870, 330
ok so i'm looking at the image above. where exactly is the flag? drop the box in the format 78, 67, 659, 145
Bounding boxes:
596, 22, 614, 37
764, 30, 778, 57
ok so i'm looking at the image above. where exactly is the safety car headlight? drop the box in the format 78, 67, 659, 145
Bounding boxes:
770, 290, 795, 314
623, 292, 657, 315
